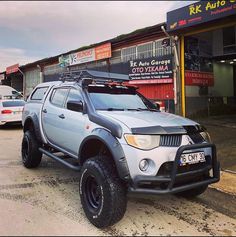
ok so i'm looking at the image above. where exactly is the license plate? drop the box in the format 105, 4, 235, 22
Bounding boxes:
180, 152, 205, 166
13, 111, 22, 114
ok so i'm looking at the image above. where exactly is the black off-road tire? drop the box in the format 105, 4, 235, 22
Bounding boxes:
79, 155, 127, 228
21, 130, 42, 168
176, 185, 208, 198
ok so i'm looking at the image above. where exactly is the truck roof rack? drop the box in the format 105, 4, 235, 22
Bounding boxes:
59, 70, 130, 83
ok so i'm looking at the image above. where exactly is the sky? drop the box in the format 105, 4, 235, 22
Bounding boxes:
0, 1, 196, 72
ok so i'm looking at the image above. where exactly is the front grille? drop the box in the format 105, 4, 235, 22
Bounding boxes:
160, 135, 182, 147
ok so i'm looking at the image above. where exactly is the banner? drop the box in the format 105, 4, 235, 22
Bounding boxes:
59, 43, 111, 67
128, 56, 173, 84
167, 0, 236, 32
185, 70, 214, 86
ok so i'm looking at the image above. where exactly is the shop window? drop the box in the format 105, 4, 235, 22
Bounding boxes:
155, 39, 172, 57
121, 46, 136, 62
137, 42, 153, 59
223, 26, 236, 55
110, 50, 122, 64
184, 36, 213, 73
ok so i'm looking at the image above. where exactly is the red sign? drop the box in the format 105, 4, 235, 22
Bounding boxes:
95, 43, 111, 60
185, 70, 214, 86
6, 64, 19, 75
129, 78, 173, 85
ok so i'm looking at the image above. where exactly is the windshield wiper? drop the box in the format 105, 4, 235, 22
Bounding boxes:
127, 108, 159, 112
106, 108, 125, 111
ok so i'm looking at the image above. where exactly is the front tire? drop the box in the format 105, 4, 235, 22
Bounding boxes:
21, 130, 42, 168
79, 156, 127, 228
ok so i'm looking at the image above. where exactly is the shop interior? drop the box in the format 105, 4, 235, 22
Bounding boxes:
184, 25, 236, 117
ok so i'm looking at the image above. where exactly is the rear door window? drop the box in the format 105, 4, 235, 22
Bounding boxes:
31, 87, 49, 101
51, 88, 69, 107
2, 100, 25, 107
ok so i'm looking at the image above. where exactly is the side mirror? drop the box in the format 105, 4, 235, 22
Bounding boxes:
67, 100, 84, 113
154, 102, 160, 110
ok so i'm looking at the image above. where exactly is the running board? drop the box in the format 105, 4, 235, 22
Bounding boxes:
39, 148, 81, 171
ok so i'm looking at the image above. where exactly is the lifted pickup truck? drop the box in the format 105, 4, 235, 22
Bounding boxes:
21, 70, 220, 228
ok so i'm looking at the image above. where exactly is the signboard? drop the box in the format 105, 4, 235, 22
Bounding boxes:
6, 64, 19, 74
58, 55, 70, 67
167, 0, 236, 32
59, 43, 111, 67
185, 70, 214, 86
95, 43, 112, 60
128, 56, 173, 84
0, 73, 5, 81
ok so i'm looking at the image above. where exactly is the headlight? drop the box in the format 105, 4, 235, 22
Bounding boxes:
200, 131, 211, 143
124, 134, 160, 150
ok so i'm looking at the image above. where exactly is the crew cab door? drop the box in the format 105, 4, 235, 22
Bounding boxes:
61, 87, 86, 155
41, 87, 70, 149
42, 86, 86, 156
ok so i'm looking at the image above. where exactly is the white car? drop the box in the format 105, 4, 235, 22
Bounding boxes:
0, 85, 23, 100
0, 99, 25, 126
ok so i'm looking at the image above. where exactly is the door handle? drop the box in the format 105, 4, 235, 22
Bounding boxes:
42, 108, 47, 113
58, 114, 65, 119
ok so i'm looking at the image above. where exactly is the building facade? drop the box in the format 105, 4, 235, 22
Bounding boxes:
19, 23, 178, 113
1, 0, 235, 118
167, 0, 236, 117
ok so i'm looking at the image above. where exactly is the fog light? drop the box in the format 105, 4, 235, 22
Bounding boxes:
139, 159, 149, 171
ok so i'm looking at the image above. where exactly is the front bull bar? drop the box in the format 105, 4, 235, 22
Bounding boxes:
129, 143, 220, 195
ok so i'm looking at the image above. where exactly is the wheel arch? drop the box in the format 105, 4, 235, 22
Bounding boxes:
79, 129, 130, 181
23, 115, 42, 143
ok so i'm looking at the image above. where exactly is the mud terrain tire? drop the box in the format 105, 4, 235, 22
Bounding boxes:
21, 130, 42, 168
79, 155, 127, 228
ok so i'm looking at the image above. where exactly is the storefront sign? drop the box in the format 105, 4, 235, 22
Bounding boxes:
59, 43, 111, 67
167, 0, 236, 32
95, 43, 112, 60
128, 56, 173, 84
58, 55, 70, 67
6, 64, 19, 75
185, 70, 214, 86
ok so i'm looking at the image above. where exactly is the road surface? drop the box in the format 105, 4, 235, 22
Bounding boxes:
0, 126, 235, 236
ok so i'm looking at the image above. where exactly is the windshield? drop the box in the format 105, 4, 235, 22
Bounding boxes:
88, 86, 157, 111
0, 87, 23, 99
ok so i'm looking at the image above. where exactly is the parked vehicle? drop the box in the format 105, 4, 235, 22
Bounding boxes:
21, 70, 220, 228
0, 99, 25, 126
0, 85, 23, 100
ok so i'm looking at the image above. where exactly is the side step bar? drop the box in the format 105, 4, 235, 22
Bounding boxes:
39, 148, 81, 171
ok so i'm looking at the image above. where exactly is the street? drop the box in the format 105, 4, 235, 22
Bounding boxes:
0, 126, 236, 236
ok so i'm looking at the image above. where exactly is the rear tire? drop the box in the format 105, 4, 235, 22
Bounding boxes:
79, 155, 127, 228
176, 185, 208, 198
21, 130, 42, 168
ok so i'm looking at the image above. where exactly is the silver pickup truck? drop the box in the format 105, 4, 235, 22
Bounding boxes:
21, 70, 220, 228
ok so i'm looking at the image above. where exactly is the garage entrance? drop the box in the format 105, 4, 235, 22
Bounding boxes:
184, 25, 236, 117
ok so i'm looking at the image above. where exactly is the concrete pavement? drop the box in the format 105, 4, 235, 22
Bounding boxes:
0, 126, 235, 236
